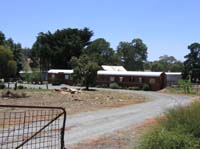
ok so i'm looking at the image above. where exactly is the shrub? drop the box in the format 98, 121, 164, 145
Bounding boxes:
178, 80, 192, 94
128, 86, 141, 90
140, 128, 199, 149
139, 102, 200, 149
109, 82, 121, 89
18, 85, 26, 89
142, 83, 150, 91
0, 82, 5, 89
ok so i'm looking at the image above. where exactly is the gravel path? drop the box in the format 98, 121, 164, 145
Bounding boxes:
65, 90, 191, 146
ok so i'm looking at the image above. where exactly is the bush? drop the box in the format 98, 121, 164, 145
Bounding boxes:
109, 82, 121, 89
142, 83, 150, 91
140, 128, 199, 149
128, 86, 141, 90
178, 80, 192, 94
0, 82, 5, 89
18, 85, 26, 89
139, 102, 200, 149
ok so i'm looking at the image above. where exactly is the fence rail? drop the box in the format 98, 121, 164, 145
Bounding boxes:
0, 105, 66, 149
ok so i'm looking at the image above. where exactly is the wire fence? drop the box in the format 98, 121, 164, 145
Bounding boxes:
0, 105, 66, 149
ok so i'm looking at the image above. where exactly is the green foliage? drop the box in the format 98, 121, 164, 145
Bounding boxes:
128, 86, 141, 90
0, 46, 17, 79
178, 80, 191, 94
109, 82, 121, 89
151, 61, 164, 71
32, 28, 93, 71
17, 85, 26, 89
170, 61, 184, 72
183, 42, 200, 83
0, 31, 5, 45
0, 31, 26, 75
139, 102, 200, 149
142, 83, 150, 91
117, 38, 148, 71
21, 72, 42, 84
0, 82, 5, 89
159, 55, 177, 72
7, 60, 17, 77
84, 38, 116, 65
140, 128, 198, 149
70, 55, 99, 90
150, 55, 183, 72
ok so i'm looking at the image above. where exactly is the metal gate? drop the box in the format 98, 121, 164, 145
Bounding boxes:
0, 105, 66, 149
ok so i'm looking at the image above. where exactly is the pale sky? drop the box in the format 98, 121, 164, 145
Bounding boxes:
0, 0, 200, 61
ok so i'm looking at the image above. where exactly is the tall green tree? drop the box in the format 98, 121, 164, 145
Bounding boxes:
0, 46, 17, 79
0, 31, 26, 75
7, 60, 17, 77
117, 38, 148, 70
158, 55, 177, 72
84, 38, 115, 65
70, 55, 99, 90
151, 61, 164, 72
0, 31, 5, 45
170, 61, 184, 72
183, 43, 200, 83
32, 27, 93, 71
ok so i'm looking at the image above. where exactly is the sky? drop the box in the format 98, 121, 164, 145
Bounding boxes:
0, 0, 200, 61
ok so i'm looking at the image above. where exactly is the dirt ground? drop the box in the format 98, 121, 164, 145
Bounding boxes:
0, 89, 148, 115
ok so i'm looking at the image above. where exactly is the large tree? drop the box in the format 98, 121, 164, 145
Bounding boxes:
117, 38, 148, 70
0, 31, 26, 75
84, 38, 115, 65
32, 27, 93, 71
151, 61, 164, 72
70, 55, 99, 90
0, 46, 17, 79
158, 55, 177, 72
183, 43, 200, 82
0, 31, 5, 45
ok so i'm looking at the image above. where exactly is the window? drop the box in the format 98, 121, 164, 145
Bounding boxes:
149, 78, 156, 84
65, 74, 69, 80
129, 77, 134, 82
139, 77, 142, 83
119, 77, 123, 82
51, 74, 55, 79
110, 76, 115, 82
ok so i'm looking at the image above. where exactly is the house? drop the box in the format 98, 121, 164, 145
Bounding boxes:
48, 69, 73, 85
47, 66, 167, 90
97, 69, 166, 91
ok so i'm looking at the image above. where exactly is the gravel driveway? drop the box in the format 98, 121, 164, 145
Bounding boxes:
65, 90, 191, 146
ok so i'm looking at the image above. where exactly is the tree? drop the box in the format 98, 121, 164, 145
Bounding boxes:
170, 61, 184, 72
84, 38, 115, 65
183, 43, 200, 83
0, 32, 26, 75
7, 60, 17, 77
0, 46, 17, 79
151, 61, 164, 71
0, 31, 5, 45
158, 55, 177, 72
32, 27, 93, 71
117, 38, 147, 70
70, 55, 99, 90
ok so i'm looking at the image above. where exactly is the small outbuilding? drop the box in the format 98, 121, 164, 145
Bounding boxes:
48, 69, 73, 85
165, 72, 182, 85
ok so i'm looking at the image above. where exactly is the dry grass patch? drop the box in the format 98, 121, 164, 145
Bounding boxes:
0, 89, 148, 115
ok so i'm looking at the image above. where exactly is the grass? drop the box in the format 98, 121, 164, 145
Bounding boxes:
163, 86, 200, 95
139, 102, 200, 149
